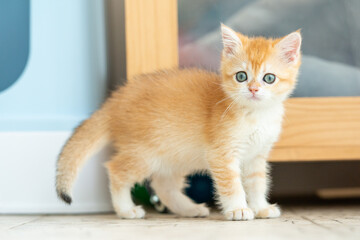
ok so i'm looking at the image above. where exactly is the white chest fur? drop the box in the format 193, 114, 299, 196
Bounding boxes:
232, 104, 284, 162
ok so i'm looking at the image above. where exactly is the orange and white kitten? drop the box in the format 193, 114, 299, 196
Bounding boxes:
56, 24, 301, 220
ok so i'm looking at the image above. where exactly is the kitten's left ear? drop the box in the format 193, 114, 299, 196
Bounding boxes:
276, 31, 302, 64
221, 24, 242, 58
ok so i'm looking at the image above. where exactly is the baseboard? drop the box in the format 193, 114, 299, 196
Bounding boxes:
0, 131, 113, 214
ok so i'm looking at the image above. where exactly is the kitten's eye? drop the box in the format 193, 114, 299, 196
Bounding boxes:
235, 71, 247, 82
263, 73, 276, 84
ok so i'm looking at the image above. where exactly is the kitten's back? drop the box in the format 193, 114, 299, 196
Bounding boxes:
106, 69, 224, 145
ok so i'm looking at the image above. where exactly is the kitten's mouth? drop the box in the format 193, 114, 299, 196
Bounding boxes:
249, 95, 261, 101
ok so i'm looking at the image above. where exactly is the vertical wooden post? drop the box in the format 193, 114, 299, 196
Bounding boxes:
124, 0, 178, 79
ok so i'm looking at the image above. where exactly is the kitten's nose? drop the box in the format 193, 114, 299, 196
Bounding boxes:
249, 87, 259, 94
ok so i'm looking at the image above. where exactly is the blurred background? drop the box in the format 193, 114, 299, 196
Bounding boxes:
178, 0, 360, 97
0, 0, 359, 214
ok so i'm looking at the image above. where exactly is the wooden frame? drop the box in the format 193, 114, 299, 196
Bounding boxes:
124, 0, 360, 162
124, 0, 178, 79
270, 97, 360, 161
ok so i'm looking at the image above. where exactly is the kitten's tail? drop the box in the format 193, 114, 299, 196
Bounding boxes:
56, 108, 110, 204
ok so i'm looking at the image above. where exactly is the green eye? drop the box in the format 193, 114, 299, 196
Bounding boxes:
263, 73, 276, 84
235, 71, 247, 82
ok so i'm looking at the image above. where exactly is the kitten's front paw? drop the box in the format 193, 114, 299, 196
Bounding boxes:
116, 206, 146, 219
256, 204, 281, 219
225, 208, 254, 221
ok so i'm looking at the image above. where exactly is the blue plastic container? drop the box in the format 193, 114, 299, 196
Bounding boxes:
0, 0, 112, 213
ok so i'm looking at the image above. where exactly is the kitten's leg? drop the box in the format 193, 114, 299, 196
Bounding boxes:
105, 153, 149, 219
209, 152, 254, 221
243, 155, 281, 219
151, 174, 210, 217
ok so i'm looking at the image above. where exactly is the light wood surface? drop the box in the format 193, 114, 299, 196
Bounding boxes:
270, 97, 360, 162
124, 0, 178, 79
270, 146, 360, 161
2, 205, 360, 240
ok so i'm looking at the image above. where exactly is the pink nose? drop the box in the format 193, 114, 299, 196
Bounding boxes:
249, 87, 259, 94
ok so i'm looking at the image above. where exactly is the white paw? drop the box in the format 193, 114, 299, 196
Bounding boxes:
255, 204, 281, 219
116, 206, 146, 219
179, 203, 210, 218
225, 208, 254, 221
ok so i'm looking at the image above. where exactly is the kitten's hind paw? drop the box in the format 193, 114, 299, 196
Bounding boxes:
116, 206, 146, 219
256, 204, 281, 219
179, 203, 210, 218
225, 208, 254, 221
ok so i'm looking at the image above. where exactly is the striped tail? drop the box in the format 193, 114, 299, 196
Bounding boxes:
56, 109, 109, 204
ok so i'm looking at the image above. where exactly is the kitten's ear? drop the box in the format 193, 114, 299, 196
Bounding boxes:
276, 31, 302, 64
221, 24, 242, 57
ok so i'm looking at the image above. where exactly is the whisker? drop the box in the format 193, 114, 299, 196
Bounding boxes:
215, 94, 234, 105
220, 95, 240, 120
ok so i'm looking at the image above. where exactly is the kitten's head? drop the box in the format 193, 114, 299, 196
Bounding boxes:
220, 24, 302, 107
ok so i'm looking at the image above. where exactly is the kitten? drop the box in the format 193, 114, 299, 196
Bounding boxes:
56, 24, 301, 220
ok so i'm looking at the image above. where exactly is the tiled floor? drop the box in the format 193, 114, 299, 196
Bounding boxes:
1, 204, 360, 240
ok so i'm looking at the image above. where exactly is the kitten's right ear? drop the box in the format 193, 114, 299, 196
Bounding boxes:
221, 24, 242, 57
